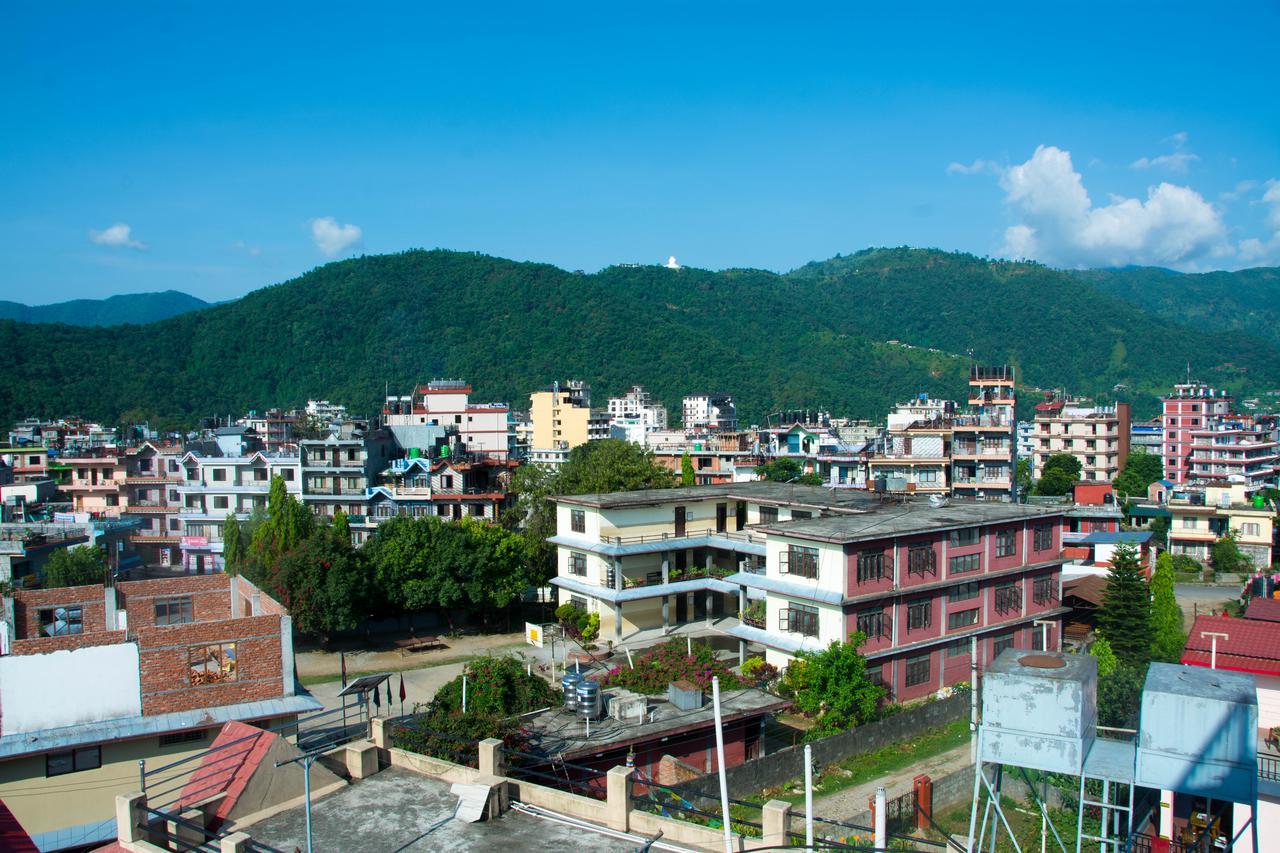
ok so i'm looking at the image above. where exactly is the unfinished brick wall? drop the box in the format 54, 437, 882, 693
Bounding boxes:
232, 576, 288, 618
12, 585, 107, 640
120, 575, 232, 629
136, 614, 284, 716
10, 630, 128, 656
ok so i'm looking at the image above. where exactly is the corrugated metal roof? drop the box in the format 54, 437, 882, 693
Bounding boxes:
549, 575, 739, 604
1245, 597, 1280, 623
0, 694, 322, 759
1077, 531, 1151, 545
1181, 614, 1280, 675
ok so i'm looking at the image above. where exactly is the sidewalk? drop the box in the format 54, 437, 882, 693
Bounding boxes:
809, 742, 974, 822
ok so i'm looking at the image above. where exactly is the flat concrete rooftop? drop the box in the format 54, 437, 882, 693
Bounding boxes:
554, 481, 879, 511
762, 500, 1063, 544
245, 766, 632, 851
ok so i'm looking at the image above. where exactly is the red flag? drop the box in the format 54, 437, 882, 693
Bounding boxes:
399, 673, 406, 703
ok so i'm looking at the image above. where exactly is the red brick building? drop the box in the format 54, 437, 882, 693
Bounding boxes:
0, 574, 316, 851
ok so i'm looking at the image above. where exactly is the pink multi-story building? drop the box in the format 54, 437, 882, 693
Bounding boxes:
1161, 383, 1232, 485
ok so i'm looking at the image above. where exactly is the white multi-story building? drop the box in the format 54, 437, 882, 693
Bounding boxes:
886, 396, 955, 432
683, 393, 737, 431
175, 437, 301, 573
608, 385, 668, 444
384, 380, 513, 459
1017, 421, 1036, 473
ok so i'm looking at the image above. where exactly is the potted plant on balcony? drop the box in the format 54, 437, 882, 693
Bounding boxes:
740, 599, 766, 628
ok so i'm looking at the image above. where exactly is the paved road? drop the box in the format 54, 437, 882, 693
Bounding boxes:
1174, 583, 1239, 628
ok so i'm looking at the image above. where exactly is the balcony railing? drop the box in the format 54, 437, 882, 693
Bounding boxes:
1260, 753, 1279, 782
598, 526, 766, 546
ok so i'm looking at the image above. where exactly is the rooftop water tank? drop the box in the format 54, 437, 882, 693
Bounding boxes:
668, 680, 704, 712
979, 650, 1097, 775
576, 680, 602, 720
561, 672, 583, 711
1135, 663, 1258, 803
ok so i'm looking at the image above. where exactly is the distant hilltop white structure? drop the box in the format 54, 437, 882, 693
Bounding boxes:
665, 255, 681, 270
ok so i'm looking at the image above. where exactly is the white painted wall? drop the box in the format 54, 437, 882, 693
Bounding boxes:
766, 535, 845, 595
1256, 675, 1280, 733
0, 643, 141, 734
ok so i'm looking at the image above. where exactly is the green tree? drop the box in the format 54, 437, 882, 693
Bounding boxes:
756, 457, 823, 486
331, 509, 351, 546
1097, 664, 1146, 728
555, 439, 676, 495
505, 462, 558, 586
1034, 453, 1082, 496
43, 545, 107, 588
1016, 458, 1033, 498
1210, 532, 1251, 576
222, 513, 244, 574
680, 451, 696, 487
1113, 449, 1162, 500
1097, 544, 1152, 669
1149, 552, 1185, 662
268, 523, 368, 640
1089, 635, 1118, 677
779, 632, 886, 740
1147, 515, 1170, 549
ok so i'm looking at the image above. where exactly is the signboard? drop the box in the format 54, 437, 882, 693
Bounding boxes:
160, 548, 171, 565
53, 512, 76, 524
524, 622, 544, 648
182, 536, 209, 548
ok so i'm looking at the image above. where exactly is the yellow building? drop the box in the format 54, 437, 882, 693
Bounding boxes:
529, 380, 613, 461
1168, 483, 1274, 566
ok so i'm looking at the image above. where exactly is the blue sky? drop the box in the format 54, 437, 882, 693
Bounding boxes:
2, 2, 1278, 303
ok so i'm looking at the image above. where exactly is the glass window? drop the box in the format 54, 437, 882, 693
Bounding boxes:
856, 609, 888, 640
994, 583, 1021, 614
212, 468, 227, 481
995, 529, 1016, 557
856, 551, 885, 583
907, 545, 937, 577
46, 746, 101, 777
948, 608, 979, 630
1033, 576, 1057, 605
905, 654, 931, 687
568, 553, 587, 576
949, 528, 979, 547
946, 638, 970, 657
759, 506, 779, 524
949, 553, 981, 575
38, 606, 83, 636
1033, 525, 1053, 551
570, 509, 585, 534
993, 632, 1016, 657
947, 581, 980, 603
784, 545, 819, 579
780, 603, 819, 637
907, 599, 932, 630
154, 597, 194, 626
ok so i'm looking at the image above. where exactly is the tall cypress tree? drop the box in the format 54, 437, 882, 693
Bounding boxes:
1098, 544, 1152, 669
1149, 552, 1186, 662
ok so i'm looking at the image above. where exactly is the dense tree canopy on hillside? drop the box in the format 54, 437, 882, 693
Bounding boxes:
1, 249, 1276, 428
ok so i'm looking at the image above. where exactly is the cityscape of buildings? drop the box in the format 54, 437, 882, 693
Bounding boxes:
0, 366, 1278, 852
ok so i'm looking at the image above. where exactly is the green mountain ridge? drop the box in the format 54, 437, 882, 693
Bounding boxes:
0, 248, 1275, 429
0, 290, 210, 326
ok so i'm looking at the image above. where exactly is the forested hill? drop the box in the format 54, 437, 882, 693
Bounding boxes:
0, 290, 209, 326
1072, 265, 1280, 349
1, 248, 1276, 429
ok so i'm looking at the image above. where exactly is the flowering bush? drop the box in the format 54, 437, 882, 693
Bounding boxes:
739, 656, 780, 690
597, 638, 744, 695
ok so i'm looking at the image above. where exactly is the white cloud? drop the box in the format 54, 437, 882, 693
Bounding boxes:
231, 240, 262, 258
996, 145, 1227, 268
1219, 180, 1258, 202
1237, 179, 1280, 264
1131, 152, 1199, 173
310, 216, 363, 256
1131, 132, 1198, 173
946, 159, 1000, 176
88, 222, 147, 250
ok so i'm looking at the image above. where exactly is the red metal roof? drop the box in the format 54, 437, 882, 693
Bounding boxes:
0, 800, 38, 853
1180, 614, 1280, 675
1245, 596, 1280, 623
